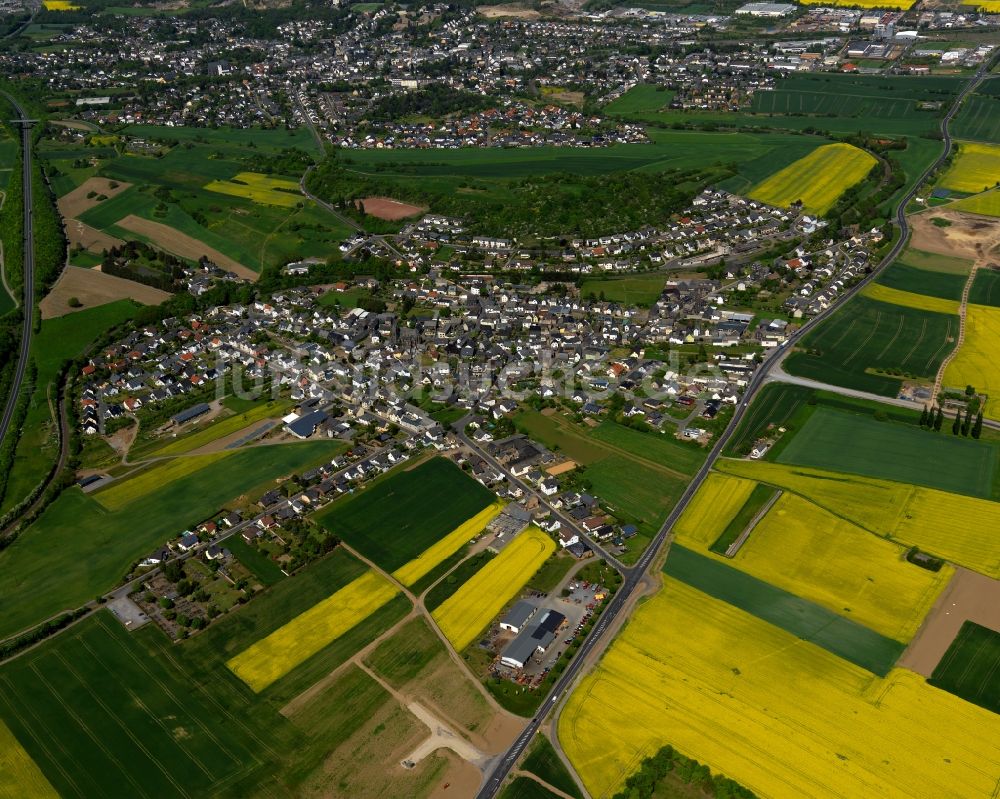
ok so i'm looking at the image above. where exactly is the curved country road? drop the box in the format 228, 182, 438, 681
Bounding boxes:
474, 57, 995, 799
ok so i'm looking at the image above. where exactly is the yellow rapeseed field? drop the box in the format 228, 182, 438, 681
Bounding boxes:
392, 502, 504, 587
799, 0, 913, 7
94, 450, 234, 511
939, 142, 1000, 195
963, 0, 1000, 10
204, 172, 302, 207
861, 282, 960, 315
672, 472, 756, 549
42, 0, 81, 9
952, 188, 1000, 217
724, 493, 952, 641
432, 526, 555, 651
716, 459, 1000, 578
944, 303, 1000, 422
716, 459, 912, 534
559, 578, 1000, 799
228, 570, 398, 692
0, 719, 58, 799
748, 143, 878, 215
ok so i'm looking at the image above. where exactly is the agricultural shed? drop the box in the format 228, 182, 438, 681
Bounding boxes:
172, 402, 210, 425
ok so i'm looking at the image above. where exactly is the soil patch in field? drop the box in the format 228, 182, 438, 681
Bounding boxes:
357, 196, 427, 221
546, 460, 577, 476
899, 567, 1000, 677
909, 209, 1000, 261
117, 214, 259, 281
40, 265, 171, 319
65, 218, 123, 254
478, 3, 540, 17
57, 177, 131, 219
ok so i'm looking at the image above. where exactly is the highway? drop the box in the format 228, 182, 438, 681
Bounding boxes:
0, 92, 35, 450
474, 58, 993, 799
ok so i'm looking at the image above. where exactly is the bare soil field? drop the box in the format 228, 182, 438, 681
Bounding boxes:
546, 460, 577, 476
40, 265, 171, 319
478, 4, 541, 17
65, 218, 124, 253
57, 177, 131, 218
899, 567, 1000, 677
910, 209, 1000, 261
357, 196, 427, 221
117, 214, 259, 281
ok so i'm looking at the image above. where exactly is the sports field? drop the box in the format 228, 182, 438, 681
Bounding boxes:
227, 570, 399, 692
432, 527, 555, 651
718, 459, 1000, 577
929, 621, 1000, 714
943, 303, 1000, 420
747, 143, 877, 214
391, 501, 504, 587
720, 492, 951, 641
671, 472, 756, 550
939, 141, 1000, 194
861, 282, 960, 315
0, 440, 345, 641
784, 295, 957, 396
0, 718, 57, 799
952, 188, 1000, 217
558, 578, 1000, 799
204, 171, 302, 207
665, 546, 905, 674
776, 407, 995, 498
579, 275, 666, 307
317, 457, 495, 572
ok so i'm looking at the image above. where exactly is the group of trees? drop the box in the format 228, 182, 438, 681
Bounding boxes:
611, 744, 756, 799
368, 85, 494, 122
920, 403, 983, 439
100, 240, 185, 293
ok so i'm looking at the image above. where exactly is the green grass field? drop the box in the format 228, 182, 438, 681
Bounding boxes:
664, 545, 905, 676
579, 275, 666, 307
424, 550, 495, 612
522, 736, 584, 799
315, 457, 495, 573
784, 295, 957, 396
930, 621, 1000, 714
0, 613, 274, 798
589, 421, 705, 475
604, 85, 677, 115
500, 777, 564, 799
224, 534, 286, 586
953, 93, 1000, 144
776, 406, 995, 498
122, 124, 320, 154
145, 398, 292, 457
0, 441, 346, 641
709, 484, 776, 554
875, 261, 968, 301
969, 268, 1000, 307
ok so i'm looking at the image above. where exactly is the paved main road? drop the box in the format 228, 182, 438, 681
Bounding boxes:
474, 58, 995, 799
0, 92, 35, 449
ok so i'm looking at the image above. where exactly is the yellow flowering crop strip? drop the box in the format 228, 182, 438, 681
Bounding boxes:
228, 570, 398, 692
748, 143, 878, 215
952, 188, 1000, 218
799, 0, 914, 8
723, 492, 952, 641
94, 451, 234, 511
204, 172, 302, 207
939, 142, 1000, 195
0, 719, 58, 799
945, 304, 1000, 423
392, 501, 504, 587
718, 459, 1000, 577
42, 0, 81, 9
559, 578, 1000, 799
672, 472, 756, 550
432, 526, 555, 651
861, 282, 960, 315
